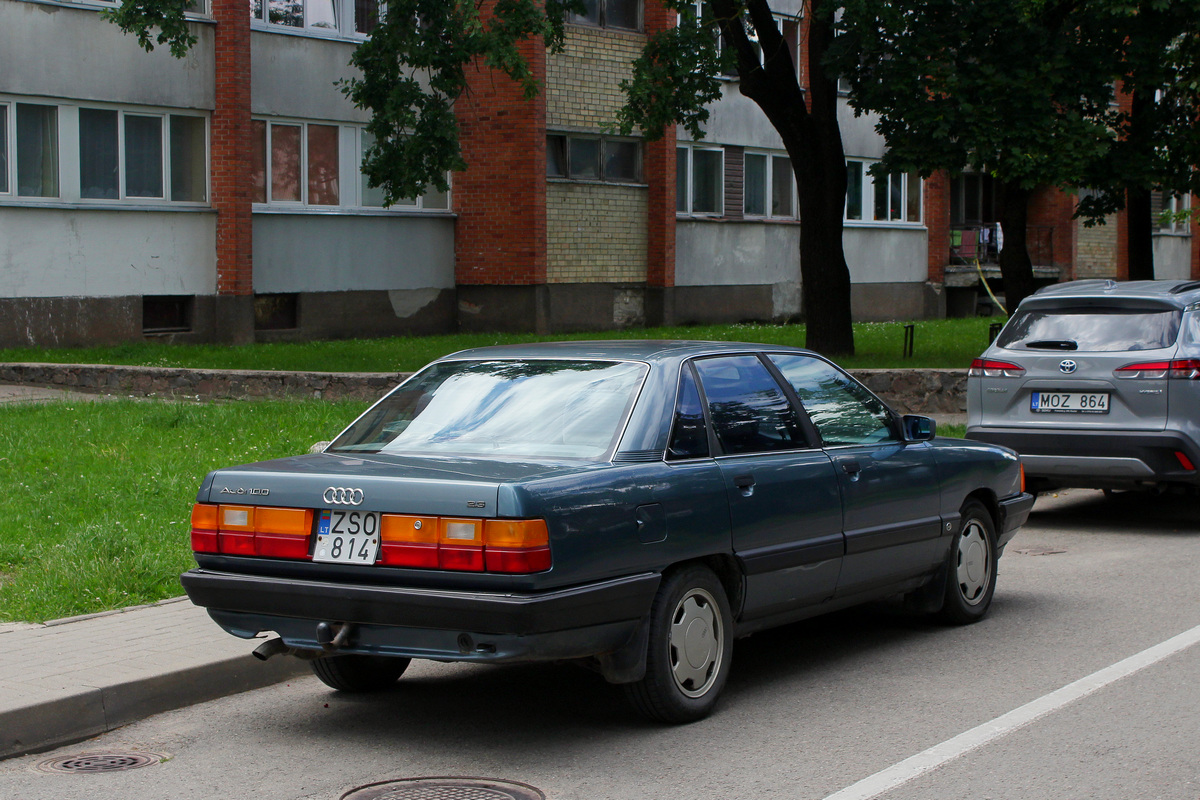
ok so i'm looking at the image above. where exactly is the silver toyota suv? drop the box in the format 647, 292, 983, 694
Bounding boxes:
966, 279, 1200, 494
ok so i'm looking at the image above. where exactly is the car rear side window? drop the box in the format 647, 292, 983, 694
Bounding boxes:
667, 365, 709, 460
997, 307, 1181, 352
768, 354, 898, 446
693, 355, 806, 455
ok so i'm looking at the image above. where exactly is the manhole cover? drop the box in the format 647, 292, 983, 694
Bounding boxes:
342, 777, 545, 800
1012, 546, 1066, 556
35, 751, 167, 774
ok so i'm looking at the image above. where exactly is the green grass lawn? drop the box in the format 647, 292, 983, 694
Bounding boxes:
0, 317, 1001, 373
0, 398, 368, 623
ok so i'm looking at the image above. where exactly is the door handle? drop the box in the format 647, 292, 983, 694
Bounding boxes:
841, 460, 862, 481
733, 474, 755, 496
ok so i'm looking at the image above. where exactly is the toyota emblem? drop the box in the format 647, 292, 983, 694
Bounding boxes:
323, 487, 365, 505
1059, 360, 1078, 374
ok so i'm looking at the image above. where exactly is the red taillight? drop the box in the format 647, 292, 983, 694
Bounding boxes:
190, 502, 551, 573
969, 358, 1025, 378
1176, 451, 1196, 471
1115, 359, 1200, 380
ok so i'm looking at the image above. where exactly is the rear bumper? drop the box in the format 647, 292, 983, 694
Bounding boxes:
182, 568, 660, 663
997, 492, 1034, 549
967, 427, 1200, 489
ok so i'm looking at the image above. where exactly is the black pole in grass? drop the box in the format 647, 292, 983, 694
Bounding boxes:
903, 324, 915, 358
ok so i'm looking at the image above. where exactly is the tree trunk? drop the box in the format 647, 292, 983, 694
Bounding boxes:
997, 182, 1036, 312
724, 0, 855, 356
1126, 187, 1155, 281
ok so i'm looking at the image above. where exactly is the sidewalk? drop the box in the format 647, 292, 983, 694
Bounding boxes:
0, 598, 307, 759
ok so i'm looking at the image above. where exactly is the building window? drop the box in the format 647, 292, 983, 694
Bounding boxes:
845, 159, 922, 225
255, 293, 300, 330
677, 144, 723, 215
77, 108, 207, 202
546, 134, 643, 184
250, 0, 370, 34
359, 130, 449, 209
570, 0, 640, 30
143, 296, 193, 334
679, 2, 799, 77
0, 104, 8, 195
744, 151, 795, 218
16, 103, 59, 198
1152, 192, 1192, 234
353, 0, 379, 33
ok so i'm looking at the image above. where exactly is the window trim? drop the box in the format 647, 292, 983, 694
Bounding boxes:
250, 0, 375, 39
546, 133, 644, 185
0, 95, 209, 207
742, 149, 797, 220
568, 0, 642, 32
677, 143, 725, 217
844, 158, 924, 227
1154, 192, 1193, 236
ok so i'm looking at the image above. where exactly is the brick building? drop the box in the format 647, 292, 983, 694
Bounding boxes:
0, 0, 1196, 347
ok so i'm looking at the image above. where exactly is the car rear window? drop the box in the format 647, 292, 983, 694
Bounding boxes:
996, 307, 1181, 352
328, 359, 647, 459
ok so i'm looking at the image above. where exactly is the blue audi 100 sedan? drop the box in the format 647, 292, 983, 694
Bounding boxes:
182, 341, 1033, 723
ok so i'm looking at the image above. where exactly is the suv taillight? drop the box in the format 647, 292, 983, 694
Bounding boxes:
1114, 360, 1200, 380
969, 358, 1026, 378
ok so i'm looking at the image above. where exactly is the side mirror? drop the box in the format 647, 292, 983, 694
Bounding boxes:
902, 415, 936, 442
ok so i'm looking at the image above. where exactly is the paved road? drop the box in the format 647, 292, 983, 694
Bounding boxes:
2, 489, 1197, 800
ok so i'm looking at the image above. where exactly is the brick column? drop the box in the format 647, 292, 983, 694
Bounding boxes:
924, 170, 951, 285
211, 0, 255, 343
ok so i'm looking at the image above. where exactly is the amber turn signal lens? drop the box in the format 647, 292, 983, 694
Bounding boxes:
381, 514, 439, 545
253, 507, 312, 537
191, 503, 219, 531
483, 519, 549, 548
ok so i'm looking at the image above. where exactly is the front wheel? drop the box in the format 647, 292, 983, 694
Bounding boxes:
624, 564, 733, 723
310, 653, 411, 692
938, 500, 997, 624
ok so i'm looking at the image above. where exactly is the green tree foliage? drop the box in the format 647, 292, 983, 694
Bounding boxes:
833, 0, 1121, 308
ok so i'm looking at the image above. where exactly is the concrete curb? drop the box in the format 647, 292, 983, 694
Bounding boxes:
0, 654, 308, 760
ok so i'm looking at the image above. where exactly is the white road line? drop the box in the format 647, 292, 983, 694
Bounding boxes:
823, 623, 1200, 800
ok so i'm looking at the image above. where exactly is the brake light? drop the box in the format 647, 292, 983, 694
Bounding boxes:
1176, 451, 1196, 471
189, 503, 313, 559
1114, 360, 1200, 379
969, 358, 1025, 378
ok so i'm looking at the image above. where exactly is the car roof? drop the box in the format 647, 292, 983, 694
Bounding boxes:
438, 339, 813, 364
1025, 279, 1200, 309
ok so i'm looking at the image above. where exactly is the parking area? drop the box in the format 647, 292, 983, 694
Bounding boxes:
2, 488, 1196, 800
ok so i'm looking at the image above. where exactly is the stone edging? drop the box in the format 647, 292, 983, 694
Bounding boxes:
0, 363, 967, 415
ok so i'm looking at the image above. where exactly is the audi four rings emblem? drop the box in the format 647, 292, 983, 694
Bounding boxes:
323, 487, 365, 505
1059, 360, 1078, 374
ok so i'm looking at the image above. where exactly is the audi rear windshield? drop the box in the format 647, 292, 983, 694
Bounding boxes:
997, 307, 1181, 352
328, 359, 648, 460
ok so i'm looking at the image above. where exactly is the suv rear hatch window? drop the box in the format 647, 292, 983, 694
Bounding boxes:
997, 307, 1181, 352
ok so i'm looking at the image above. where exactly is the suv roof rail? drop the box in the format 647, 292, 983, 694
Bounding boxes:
1168, 281, 1200, 294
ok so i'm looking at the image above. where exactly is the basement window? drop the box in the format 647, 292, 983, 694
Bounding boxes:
143, 296, 193, 333
255, 293, 299, 330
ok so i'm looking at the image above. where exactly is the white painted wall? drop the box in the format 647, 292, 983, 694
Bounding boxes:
252, 214, 455, 292
0, 207, 215, 296
674, 220, 800, 286
845, 225, 928, 283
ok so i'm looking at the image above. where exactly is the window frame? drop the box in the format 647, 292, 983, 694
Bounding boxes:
844, 158, 923, 226
676, 143, 725, 217
0, 96, 209, 207
250, 0, 367, 37
546, 133, 644, 185
742, 149, 797, 220
1153, 191, 1193, 235
569, 0, 642, 32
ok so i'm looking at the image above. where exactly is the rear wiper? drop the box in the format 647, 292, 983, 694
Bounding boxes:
1023, 339, 1078, 350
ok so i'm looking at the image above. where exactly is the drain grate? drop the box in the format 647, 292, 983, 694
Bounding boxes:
35, 751, 166, 774
342, 777, 545, 800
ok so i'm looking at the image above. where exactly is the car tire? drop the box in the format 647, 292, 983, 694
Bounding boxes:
310, 654, 411, 692
624, 564, 733, 723
938, 500, 997, 625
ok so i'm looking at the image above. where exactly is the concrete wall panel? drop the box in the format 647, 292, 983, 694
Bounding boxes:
674, 220, 801, 286
250, 33, 365, 121
251, 213, 454, 292
844, 226, 928, 284
1153, 235, 1193, 281
1, 1, 214, 109
0, 207, 216, 297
